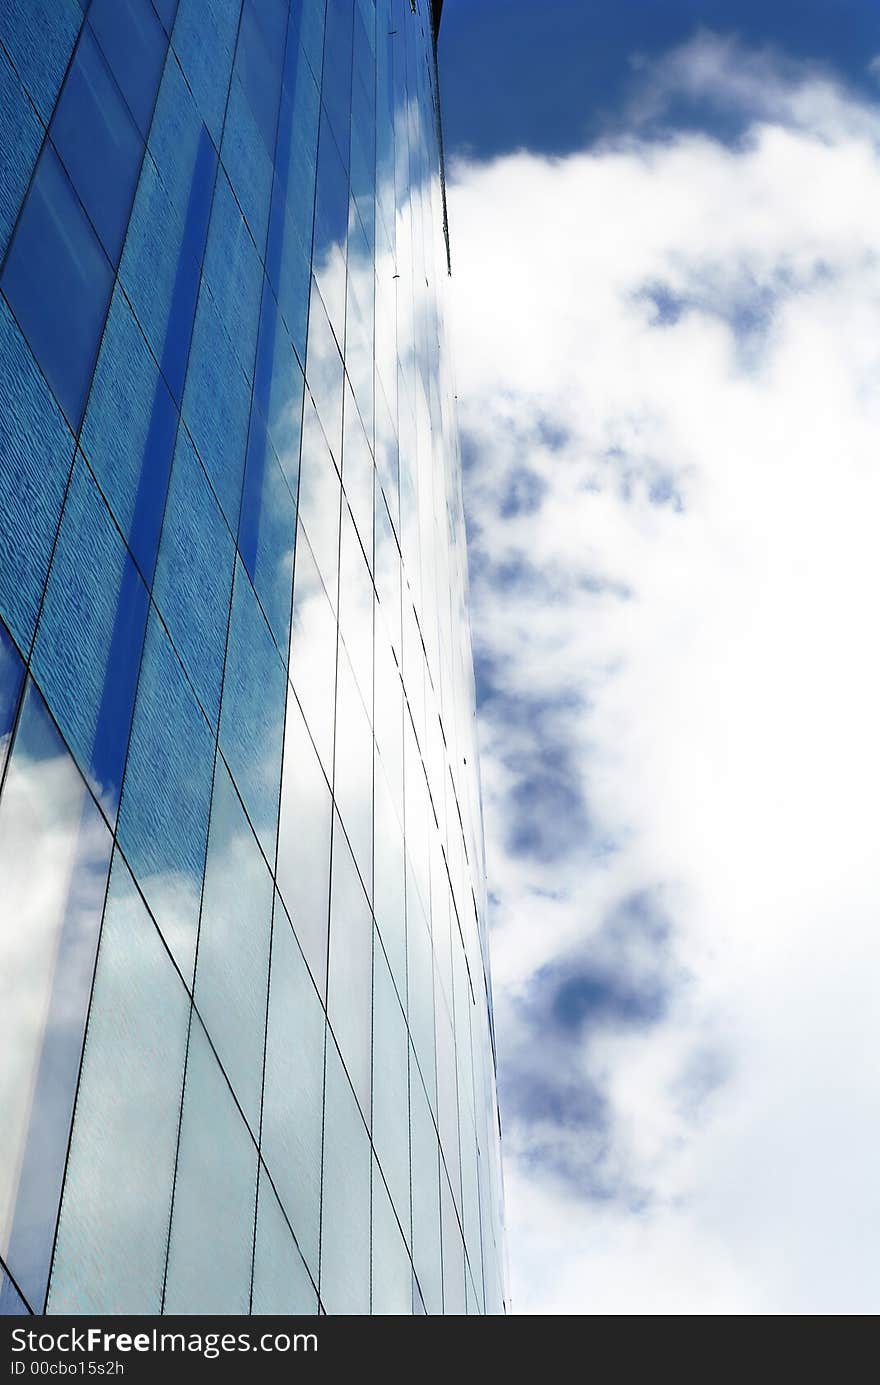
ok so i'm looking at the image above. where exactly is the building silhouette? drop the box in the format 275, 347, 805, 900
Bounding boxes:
0, 0, 504, 1315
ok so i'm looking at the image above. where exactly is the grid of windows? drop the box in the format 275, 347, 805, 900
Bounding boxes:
0, 0, 505, 1316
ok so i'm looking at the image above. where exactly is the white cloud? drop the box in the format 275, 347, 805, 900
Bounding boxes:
449, 33, 880, 1314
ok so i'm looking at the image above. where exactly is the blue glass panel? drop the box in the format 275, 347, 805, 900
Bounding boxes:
299, 0, 328, 83
1, 145, 113, 429
311, 112, 348, 347
267, 39, 319, 359
252, 285, 305, 494
79, 288, 178, 585
31, 460, 150, 820
297, 399, 341, 615
152, 431, 235, 727
151, 0, 179, 35
321, 0, 353, 174
238, 412, 297, 651
164, 1016, 258, 1315
251, 1171, 318, 1315
319, 1032, 370, 1314
182, 285, 251, 528
202, 169, 262, 380
0, 49, 43, 261
0, 1269, 29, 1316
0, 680, 112, 1311
236, 0, 285, 155
0, 298, 75, 652
89, 0, 167, 138
219, 562, 286, 861
50, 27, 144, 264
261, 896, 325, 1279
333, 646, 373, 896
0, 620, 24, 782
327, 821, 372, 1115
0, 0, 81, 122
172, 0, 240, 144
117, 609, 214, 984
47, 853, 189, 1314
194, 758, 273, 1134
120, 139, 215, 405
221, 74, 275, 253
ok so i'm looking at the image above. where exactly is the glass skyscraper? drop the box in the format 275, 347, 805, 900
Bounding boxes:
0, 0, 505, 1316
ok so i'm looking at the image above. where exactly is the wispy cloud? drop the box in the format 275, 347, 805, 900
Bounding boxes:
450, 32, 880, 1314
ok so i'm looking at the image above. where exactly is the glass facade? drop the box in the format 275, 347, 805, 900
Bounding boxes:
0, 0, 505, 1316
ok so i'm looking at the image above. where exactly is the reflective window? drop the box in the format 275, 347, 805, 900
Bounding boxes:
297, 396, 342, 611
305, 275, 344, 466
1, 145, 113, 428
31, 459, 150, 820
319, 1033, 370, 1315
0, 49, 42, 260
47, 853, 189, 1314
251, 1170, 318, 1315
275, 689, 332, 992
371, 1162, 413, 1315
194, 759, 273, 1135
238, 410, 297, 652
287, 524, 338, 778
0, 620, 24, 783
152, 430, 235, 728
0, 299, 75, 652
327, 822, 372, 1116
409, 1060, 442, 1316
332, 647, 373, 897
88, 0, 167, 138
0, 0, 80, 122
79, 288, 178, 585
0, 680, 112, 1311
261, 897, 325, 1280
251, 285, 305, 496
170, 0, 239, 144
219, 562, 286, 862
202, 170, 263, 381
372, 939, 410, 1243
50, 27, 144, 264
182, 284, 251, 530
164, 1016, 258, 1315
117, 610, 214, 985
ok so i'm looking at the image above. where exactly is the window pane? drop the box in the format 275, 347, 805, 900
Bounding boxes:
31, 459, 150, 821
287, 525, 337, 779
304, 275, 344, 467
410, 1061, 442, 1316
0, 48, 44, 260
1, 145, 113, 428
202, 169, 263, 381
0, 619, 25, 784
194, 758, 272, 1135
88, 0, 167, 138
171, 0, 239, 145
0, 300, 75, 652
238, 411, 297, 652
0, 680, 112, 1310
261, 897, 325, 1280
50, 27, 144, 263
117, 609, 214, 985
319, 1033, 369, 1315
79, 287, 178, 585
0, 0, 80, 122
327, 822, 372, 1116
252, 286, 305, 497
222, 72, 276, 253
371, 1161, 412, 1316
152, 429, 235, 728
219, 562, 286, 862
182, 283, 251, 530
332, 647, 372, 897
47, 852, 189, 1314
275, 688, 332, 994
164, 1015, 258, 1315
251, 1169, 318, 1316
372, 938, 410, 1244
297, 396, 341, 613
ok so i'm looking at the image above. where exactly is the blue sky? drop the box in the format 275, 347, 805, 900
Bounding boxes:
442, 0, 880, 1315
440, 0, 880, 157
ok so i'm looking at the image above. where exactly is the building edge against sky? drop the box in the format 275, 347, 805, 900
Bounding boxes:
0, 0, 505, 1316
